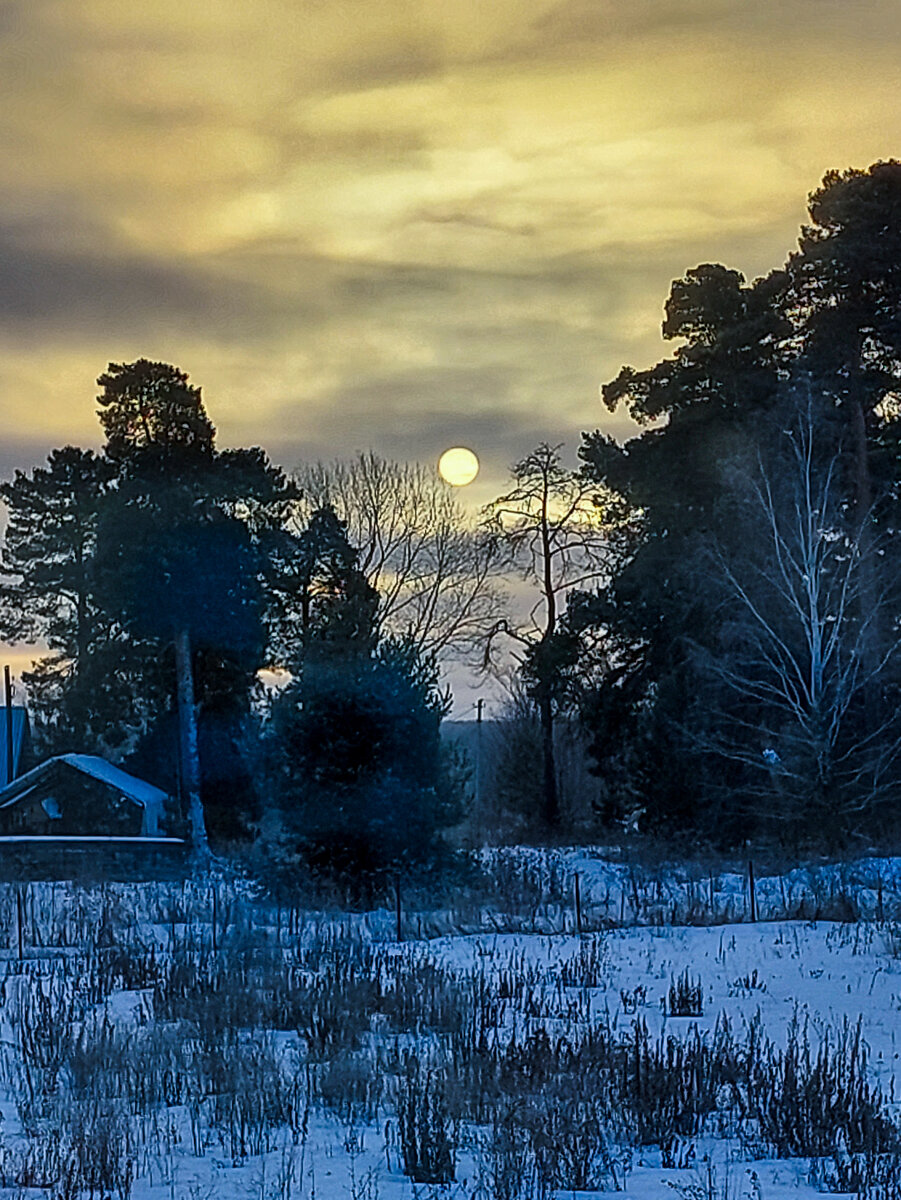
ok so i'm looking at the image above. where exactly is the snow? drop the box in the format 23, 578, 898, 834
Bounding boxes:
58, 753, 169, 818
0, 834, 183, 843
0, 853, 898, 1199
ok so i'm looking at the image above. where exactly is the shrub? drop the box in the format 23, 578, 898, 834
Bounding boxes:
396, 1061, 456, 1184
666, 969, 704, 1017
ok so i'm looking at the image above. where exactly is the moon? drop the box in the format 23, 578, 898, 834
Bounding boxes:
438, 446, 480, 486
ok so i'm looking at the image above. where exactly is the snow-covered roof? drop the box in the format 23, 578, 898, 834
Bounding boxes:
0, 754, 170, 837
57, 755, 167, 811
0, 835, 183, 844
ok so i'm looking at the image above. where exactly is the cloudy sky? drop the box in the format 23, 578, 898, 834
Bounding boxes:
2, 0, 901, 690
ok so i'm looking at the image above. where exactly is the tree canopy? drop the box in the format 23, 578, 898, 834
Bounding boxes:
6, 162, 901, 858
576, 160, 901, 847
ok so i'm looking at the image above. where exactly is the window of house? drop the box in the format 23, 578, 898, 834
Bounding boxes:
41, 797, 62, 820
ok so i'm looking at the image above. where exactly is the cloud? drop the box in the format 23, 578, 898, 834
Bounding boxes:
0, 231, 224, 341
1, 0, 901, 496
4, 0, 901, 690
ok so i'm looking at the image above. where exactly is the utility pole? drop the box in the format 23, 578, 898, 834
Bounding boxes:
475, 699, 484, 839
4, 666, 13, 786
475, 700, 482, 806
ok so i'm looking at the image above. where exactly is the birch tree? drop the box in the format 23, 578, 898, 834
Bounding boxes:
700, 398, 901, 845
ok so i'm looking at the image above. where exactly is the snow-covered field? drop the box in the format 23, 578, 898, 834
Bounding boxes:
0, 851, 898, 1199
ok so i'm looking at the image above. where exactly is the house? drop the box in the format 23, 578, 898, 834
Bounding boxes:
0, 706, 31, 786
0, 754, 186, 879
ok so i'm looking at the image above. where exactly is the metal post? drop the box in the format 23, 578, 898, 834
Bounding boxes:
4, 666, 13, 785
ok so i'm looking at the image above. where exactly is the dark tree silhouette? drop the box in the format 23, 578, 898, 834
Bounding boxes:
483, 444, 614, 829
270, 503, 378, 669
97, 358, 215, 460
0, 447, 155, 752
298, 453, 507, 659
271, 507, 458, 881
579, 267, 787, 835
577, 163, 901, 845
787, 162, 901, 697
94, 360, 293, 860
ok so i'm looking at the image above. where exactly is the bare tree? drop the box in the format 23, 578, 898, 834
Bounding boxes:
698, 398, 901, 845
294, 452, 507, 660
482, 443, 616, 828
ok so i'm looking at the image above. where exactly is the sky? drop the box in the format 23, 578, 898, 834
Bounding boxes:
2, 0, 901, 695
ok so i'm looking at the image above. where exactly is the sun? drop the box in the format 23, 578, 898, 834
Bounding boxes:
438, 446, 479, 486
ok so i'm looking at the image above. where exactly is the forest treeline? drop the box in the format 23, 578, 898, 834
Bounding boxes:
0, 359, 495, 878
4, 160, 901, 866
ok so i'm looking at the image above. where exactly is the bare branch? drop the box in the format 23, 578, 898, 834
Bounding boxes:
294, 452, 509, 661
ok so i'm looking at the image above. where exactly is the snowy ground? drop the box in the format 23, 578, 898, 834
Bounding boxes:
420, 921, 901, 1198
0, 852, 898, 1198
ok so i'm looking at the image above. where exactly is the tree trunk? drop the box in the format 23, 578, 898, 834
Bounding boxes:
539, 473, 559, 830
173, 626, 210, 864
539, 693, 558, 829
73, 509, 90, 746
849, 391, 884, 746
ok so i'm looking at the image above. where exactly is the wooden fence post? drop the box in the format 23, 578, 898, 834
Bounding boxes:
747, 856, 757, 923
16, 886, 25, 960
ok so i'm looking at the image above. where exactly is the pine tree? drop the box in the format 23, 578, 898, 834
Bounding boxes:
93, 360, 293, 859
271, 508, 458, 882
0, 447, 151, 751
